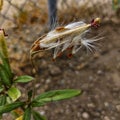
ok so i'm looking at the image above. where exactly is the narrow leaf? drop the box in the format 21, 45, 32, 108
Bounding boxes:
31, 101, 45, 107
0, 95, 6, 106
32, 110, 46, 120
0, 52, 13, 79
7, 87, 21, 101
0, 65, 11, 86
0, 32, 12, 81
0, 31, 9, 58
16, 115, 23, 120
14, 75, 34, 83
33, 89, 81, 106
23, 107, 31, 120
0, 102, 25, 114
0, 87, 4, 93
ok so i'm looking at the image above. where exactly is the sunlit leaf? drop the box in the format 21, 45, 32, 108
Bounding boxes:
32, 89, 81, 107
16, 115, 23, 120
14, 75, 34, 83
0, 102, 25, 114
7, 87, 21, 101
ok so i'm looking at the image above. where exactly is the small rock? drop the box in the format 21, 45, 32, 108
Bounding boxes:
104, 102, 109, 107
40, 60, 47, 69
61, 79, 65, 84
116, 105, 120, 112
49, 65, 61, 75
40, 111, 45, 115
46, 78, 51, 84
77, 62, 88, 70
112, 73, 120, 87
93, 112, 100, 117
82, 112, 90, 119
97, 70, 104, 75
104, 116, 110, 120
112, 87, 120, 92
101, 111, 105, 115
35, 84, 40, 88
88, 76, 94, 81
81, 84, 89, 91
77, 112, 81, 117
25, 29, 30, 34
65, 109, 70, 114
87, 103, 96, 108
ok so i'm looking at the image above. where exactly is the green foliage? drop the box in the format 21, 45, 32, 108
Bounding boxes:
14, 75, 34, 83
0, 95, 6, 106
0, 86, 4, 93
0, 102, 25, 114
23, 107, 31, 120
0, 31, 9, 58
32, 89, 81, 107
0, 52, 12, 79
112, 0, 120, 10
32, 111, 46, 120
7, 87, 21, 101
0, 30, 81, 120
0, 32, 12, 86
0, 64, 11, 86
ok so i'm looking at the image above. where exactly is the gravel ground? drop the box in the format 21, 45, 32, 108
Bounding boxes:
33, 23, 120, 120
1, 1, 120, 119
3, 22, 119, 120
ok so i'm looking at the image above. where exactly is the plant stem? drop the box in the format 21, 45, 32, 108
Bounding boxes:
30, 55, 37, 99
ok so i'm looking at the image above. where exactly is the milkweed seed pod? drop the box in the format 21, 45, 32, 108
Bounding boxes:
30, 18, 102, 60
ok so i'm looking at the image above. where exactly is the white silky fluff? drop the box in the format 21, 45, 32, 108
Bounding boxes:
39, 21, 102, 59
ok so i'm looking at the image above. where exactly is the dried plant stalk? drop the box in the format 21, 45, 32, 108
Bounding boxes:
0, 30, 9, 58
30, 18, 102, 59
0, 0, 3, 11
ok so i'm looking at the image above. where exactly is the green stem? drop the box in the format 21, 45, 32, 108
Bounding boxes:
30, 55, 37, 99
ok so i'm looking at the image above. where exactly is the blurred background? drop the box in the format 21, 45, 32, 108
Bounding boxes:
1, 0, 120, 120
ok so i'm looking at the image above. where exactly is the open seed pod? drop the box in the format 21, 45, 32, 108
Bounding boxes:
30, 18, 102, 60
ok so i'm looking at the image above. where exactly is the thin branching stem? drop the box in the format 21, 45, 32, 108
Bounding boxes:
30, 55, 38, 99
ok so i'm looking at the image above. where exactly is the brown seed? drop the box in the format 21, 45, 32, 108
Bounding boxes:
55, 26, 68, 32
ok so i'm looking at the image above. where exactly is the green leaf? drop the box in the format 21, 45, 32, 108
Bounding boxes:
32, 89, 81, 107
0, 87, 4, 93
31, 101, 45, 107
7, 87, 21, 101
0, 31, 9, 58
0, 52, 12, 80
32, 111, 46, 120
0, 95, 6, 106
14, 75, 34, 83
23, 107, 31, 120
0, 102, 25, 114
112, 0, 120, 10
0, 64, 11, 86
